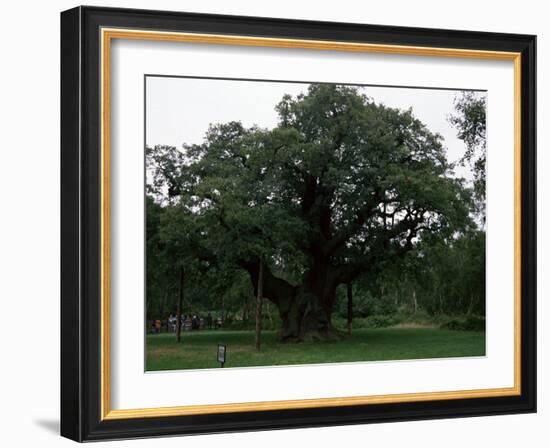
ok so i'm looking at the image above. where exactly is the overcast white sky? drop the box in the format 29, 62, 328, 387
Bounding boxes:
146, 76, 485, 181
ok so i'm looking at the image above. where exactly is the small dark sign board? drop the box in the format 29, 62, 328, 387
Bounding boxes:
217, 344, 226, 367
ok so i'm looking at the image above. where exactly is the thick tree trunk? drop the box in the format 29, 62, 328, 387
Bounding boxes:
242, 258, 338, 342
278, 287, 334, 342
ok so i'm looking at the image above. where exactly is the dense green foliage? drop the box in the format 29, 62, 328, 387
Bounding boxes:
449, 92, 487, 216
146, 84, 486, 342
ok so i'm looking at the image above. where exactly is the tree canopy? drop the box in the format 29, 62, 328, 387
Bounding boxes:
147, 84, 479, 341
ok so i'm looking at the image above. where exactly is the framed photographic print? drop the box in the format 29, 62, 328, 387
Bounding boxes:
60, 6, 536, 442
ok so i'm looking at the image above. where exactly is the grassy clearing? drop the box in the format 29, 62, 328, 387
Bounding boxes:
146, 328, 485, 371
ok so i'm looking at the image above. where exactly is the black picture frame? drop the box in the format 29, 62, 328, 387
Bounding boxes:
61, 5, 536, 442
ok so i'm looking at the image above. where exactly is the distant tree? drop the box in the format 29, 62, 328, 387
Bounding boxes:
146, 196, 174, 321
386, 231, 485, 317
449, 92, 487, 219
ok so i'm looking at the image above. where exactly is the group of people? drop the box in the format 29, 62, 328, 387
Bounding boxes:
150, 312, 220, 334
168, 313, 205, 331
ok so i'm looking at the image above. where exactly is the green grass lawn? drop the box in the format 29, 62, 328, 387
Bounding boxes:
146, 328, 485, 371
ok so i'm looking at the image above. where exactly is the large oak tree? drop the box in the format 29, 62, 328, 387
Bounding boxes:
147, 84, 471, 341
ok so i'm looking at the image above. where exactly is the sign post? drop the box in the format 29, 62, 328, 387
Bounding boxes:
217, 344, 226, 368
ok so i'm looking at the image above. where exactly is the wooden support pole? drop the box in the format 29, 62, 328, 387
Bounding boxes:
347, 282, 353, 335
255, 258, 264, 350
176, 267, 184, 342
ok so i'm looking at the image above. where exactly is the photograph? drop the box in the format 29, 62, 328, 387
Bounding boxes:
57, 5, 537, 442
145, 77, 488, 372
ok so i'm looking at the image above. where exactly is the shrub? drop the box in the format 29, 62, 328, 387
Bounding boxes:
440, 315, 485, 331
362, 314, 401, 328
335, 291, 398, 319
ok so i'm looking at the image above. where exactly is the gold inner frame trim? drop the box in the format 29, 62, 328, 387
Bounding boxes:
100, 27, 522, 421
